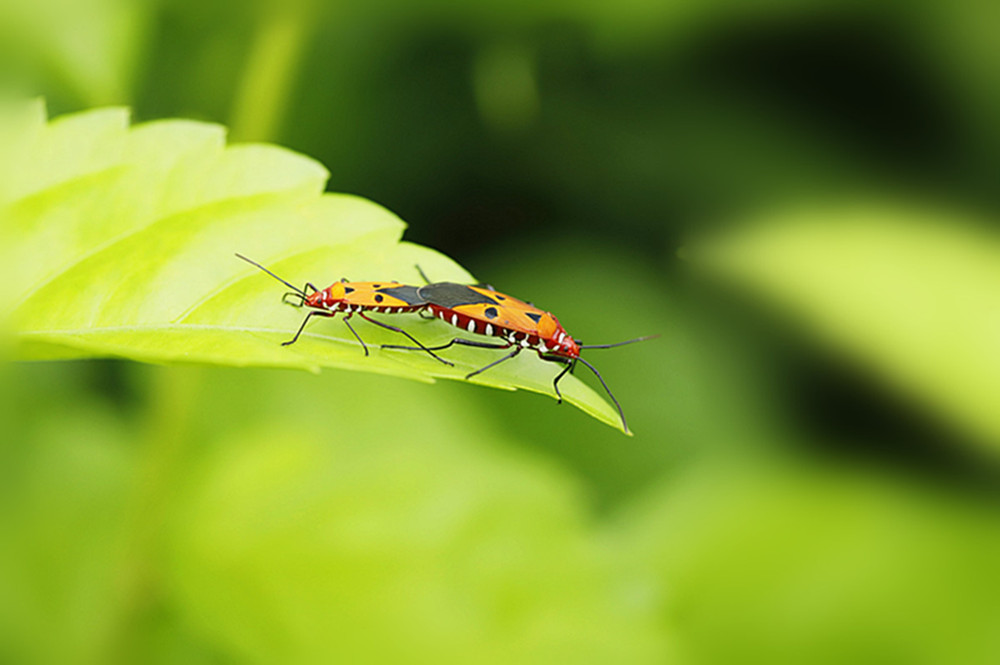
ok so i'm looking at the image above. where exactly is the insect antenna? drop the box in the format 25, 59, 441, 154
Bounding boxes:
575, 356, 630, 434
236, 253, 308, 299
414, 264, 432, 284
578, 335, 659, 350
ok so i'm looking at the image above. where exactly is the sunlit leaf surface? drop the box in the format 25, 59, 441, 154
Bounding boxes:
1, 102, 625, 431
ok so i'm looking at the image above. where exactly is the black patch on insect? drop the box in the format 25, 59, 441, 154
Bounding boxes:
418, 282, 499, 308
378, 285, 426, 306
495, 294, 506, 300
374, 284, 382, 288
344, 286, 355, 294
484, 306, 498, 320
526, 312, 542, 323
374, 293, 384, 303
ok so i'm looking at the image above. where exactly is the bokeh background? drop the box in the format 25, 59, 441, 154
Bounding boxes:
2, 0, 999, 663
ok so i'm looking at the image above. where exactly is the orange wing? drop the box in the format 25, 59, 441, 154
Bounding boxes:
451, 285, 561, 338
325, 281, 425, 308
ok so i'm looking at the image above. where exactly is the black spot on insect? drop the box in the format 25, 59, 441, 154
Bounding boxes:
374, 284, 382, 288
495, 294, 506, 300
344, 286, 355, 294
526, 312, 542, 323
374, 293, 384, 303
484, 306, 498, 320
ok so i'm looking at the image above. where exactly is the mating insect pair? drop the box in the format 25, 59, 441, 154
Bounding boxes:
236, 253, 653, 432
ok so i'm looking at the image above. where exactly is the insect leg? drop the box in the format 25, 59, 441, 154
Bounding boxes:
358, 313, 454, 366
283, 292, 306, 306
465, 346, 522, 380
341, 315, 369, 356
282, 310, 334, 346
544, 357, 576, 404
382, 337, 512, 353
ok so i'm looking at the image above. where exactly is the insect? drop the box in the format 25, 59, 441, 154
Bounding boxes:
383, 277, 654, 432
235, 253, 452, 365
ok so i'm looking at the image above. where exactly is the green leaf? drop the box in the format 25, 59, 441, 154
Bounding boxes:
1, 101, 626, 431
617, 463, 1000, 665
686, 205, 1000, 452
163, 368, 664, 663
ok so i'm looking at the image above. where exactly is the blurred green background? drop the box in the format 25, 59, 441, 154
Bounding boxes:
2, 0, 1000, 663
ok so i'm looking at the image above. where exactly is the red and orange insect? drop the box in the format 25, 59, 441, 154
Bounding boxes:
384, 279, 654, 432
237, 254, 653, 431
235, 254, 451, 365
